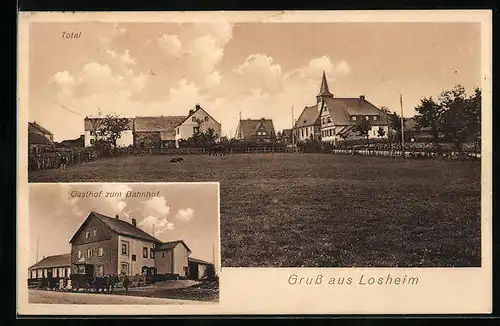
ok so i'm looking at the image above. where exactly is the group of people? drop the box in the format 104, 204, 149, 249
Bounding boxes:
34, 275, 131, 295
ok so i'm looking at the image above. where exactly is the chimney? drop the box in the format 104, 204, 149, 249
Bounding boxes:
132, 218, 137, 227
195, 104, 201, 111
115, 214, 119, 219
359, 95, 366, 101
189, 109, 195, 115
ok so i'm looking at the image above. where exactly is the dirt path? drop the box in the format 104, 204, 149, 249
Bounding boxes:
28, 290, 216, 305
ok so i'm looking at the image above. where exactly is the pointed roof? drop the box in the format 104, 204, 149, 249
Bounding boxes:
69, 211, 161, 244
28, 254, 71, 270
317, 71, 333, 98
294, 105, 321, 128
154, 240, 192, 254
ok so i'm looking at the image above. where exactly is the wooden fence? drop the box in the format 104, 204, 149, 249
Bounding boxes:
331, 148, 481, 160
28, 150, 98, 171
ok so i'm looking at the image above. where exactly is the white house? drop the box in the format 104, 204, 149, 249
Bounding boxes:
174, 105, 221, 148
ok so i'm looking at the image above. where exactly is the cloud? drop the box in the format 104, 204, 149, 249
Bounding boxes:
158, 34, 183, 58
107, 49, 136, 65
175, 208, 194, 222
204, 71, 222, 88
98, 184, 133, 218
138, 215, 175, 236
143, 196, 170, 215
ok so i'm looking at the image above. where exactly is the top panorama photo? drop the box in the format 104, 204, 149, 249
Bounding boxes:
26, 22, 482, 268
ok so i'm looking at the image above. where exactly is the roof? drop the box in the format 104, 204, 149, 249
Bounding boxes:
236, 118, 276, 138
294, 105, 320, 128
134, 116, 186, 132
154, 240, 192, 253
404, 117, 432, 131
160, 131, 175, 141
29, 254, 70, 270
28, 131, 54, 146
177, 106, 220, 127
29, 122, 53, 136
57, 135, 84, 148
188, 257, 214, 265
323, 97, 389, 126
83, 117, 134, 131
70, 212, 161, 244
317, 71, 333, 97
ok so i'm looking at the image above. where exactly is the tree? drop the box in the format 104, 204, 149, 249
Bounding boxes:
438, 84, 480, 152
377, 126, 386, 138
380, 106, 401, 146
98, 114, 132, 152
414, 96, 443, 149
354, 118, 371, 145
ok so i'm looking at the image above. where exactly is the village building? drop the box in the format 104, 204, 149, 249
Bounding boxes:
28, 121, 55, 153
188, 257, 216, 280
293, 105, 321, 143
235, 118, 276, 142
153, 240, 191, 278
403, 117, 434, 142
293, 71, 389, 144
174, 104, 222, 148
28, 254, 71, 280
83, 117, 134, 148
56, 135, 85, 149
133, 116, 185, 149
63, 211, 213, 280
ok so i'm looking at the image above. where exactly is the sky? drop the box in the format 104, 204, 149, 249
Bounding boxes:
29, 183, 219, 267
28, 22, 482, 141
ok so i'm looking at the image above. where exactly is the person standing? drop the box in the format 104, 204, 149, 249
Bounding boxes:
123, 275, 130, 295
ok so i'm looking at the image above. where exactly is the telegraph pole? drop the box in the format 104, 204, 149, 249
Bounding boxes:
291, 106, 295, 148
400, 94, 405, 158
36, 235, 39, 262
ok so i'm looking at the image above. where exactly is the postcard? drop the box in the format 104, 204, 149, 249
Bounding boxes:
17, 10, 492, 315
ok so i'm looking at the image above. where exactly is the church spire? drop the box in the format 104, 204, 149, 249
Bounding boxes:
318, 70, 332, 97
316, 70, 333, 104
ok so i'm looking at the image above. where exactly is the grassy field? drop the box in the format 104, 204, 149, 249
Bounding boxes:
29, 153, 481, 267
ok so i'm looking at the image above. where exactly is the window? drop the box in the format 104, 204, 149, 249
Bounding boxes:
132, 254, 136, 261
93, 230, 97, 237
90, 130, 94, 136
77, 250, 82, 259
193, 126, 200, 134
329, 129, 333, 136
87, 249, 93, 258
306, 128, 309, 137
327, 118, 332, 123
204, 116, 209, 122
352, 116, 357, 121
162, 252, 165, 258
85, 231, 90, 239
365, 116, 369, 120
192, 117, 196, 122
301, 129, 304, 138
96, 265, 104, 277
90, 139, 95, 145
150, 249, 155, 258
262, 131, 266, 136
143, 247, 148, 258
120, 263, 129, 276
98, 247, 103, 257
177, 128, 179, 134
121, 242, 129, 255
374, 116, 378, 121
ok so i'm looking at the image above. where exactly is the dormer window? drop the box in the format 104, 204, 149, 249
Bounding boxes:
352, 116, 357, 121
93, 230, 97, 237
85, 231, 90, 239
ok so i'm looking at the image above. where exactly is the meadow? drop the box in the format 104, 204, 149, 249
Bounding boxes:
29, 153, 482, 267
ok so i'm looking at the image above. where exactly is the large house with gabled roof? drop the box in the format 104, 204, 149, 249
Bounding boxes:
235, 118, 276, 142
67, 211, 211, 280
293, 71, 389, 144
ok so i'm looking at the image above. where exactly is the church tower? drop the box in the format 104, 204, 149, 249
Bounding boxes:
316, 70, 334, 105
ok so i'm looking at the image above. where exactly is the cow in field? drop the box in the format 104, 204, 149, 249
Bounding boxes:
170, 157, 184, 163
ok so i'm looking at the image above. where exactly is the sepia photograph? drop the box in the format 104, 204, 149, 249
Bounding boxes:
24, 20, 484, 269
17, 10, 492, 315
27, 182, 220, 305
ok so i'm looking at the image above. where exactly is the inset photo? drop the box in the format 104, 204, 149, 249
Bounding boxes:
26, 182, 220, 305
